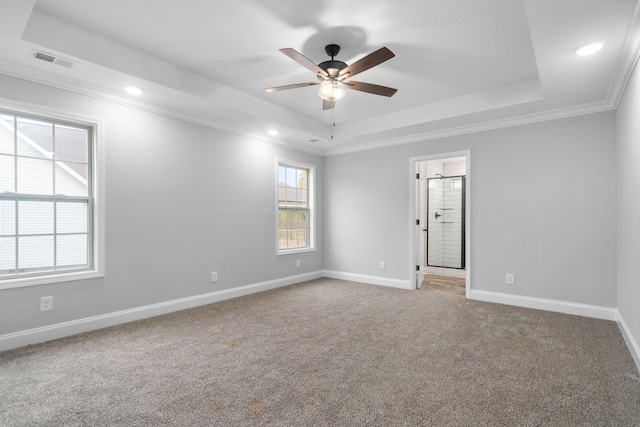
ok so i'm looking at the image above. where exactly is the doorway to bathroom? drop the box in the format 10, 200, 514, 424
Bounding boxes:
411, 151, 470, 296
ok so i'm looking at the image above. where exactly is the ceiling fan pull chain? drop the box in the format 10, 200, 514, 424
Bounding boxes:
331, 109, 336, 140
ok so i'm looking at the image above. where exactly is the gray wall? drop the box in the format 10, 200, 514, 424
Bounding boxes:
325, 112, 617, 307
0, 74, 324, 336
616, 61, 640, 354
0, 72, 624, 343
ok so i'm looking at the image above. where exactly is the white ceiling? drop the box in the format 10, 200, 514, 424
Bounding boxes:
0, 0, 639, 154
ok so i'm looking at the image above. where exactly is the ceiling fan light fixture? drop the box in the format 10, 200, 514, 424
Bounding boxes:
319, 79, 346, 101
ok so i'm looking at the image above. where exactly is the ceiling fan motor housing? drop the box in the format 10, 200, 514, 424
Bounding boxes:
317, 44, 347, 79
318, 60, 347, 79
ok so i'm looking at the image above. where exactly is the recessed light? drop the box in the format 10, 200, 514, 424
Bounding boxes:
125, 86, 144, 95
576, 42, 605, 56
267, 129, 279, 136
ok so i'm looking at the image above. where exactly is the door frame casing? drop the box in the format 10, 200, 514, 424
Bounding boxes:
409, 150, 471, 297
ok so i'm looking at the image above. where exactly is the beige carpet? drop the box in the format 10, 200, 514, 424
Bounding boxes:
1, 278, 639, 426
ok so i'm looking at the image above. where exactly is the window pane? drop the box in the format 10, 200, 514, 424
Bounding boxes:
285, 186, 296, 202
297, 169, 307, 189
0, 155, 15, 193
55, 162, 88, 196
57, 201, 88, 234
278, 220, 309, 249
0, 114, 15, 155
277, 166, 286, 185
57, 234, 88, 268
17, 117, 53, 156
18, 235, 54, 271
18, 200, 54, 235
0, 236, 16, 274
297, 228, 308, 247
286, 167, 296, 187
298, 210, 308, 228
0, 200, 16, 235
17, 157, 54, 195
296, 188, 307, 205
277, 185, 287, 202
54, 125, 88, 163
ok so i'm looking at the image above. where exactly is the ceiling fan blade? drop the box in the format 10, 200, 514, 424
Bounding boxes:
339, 47, 395, 79
264, 82, 320, 93
279, 48, 329, 78
345, 81, 398, 97
323, 100, 335, 110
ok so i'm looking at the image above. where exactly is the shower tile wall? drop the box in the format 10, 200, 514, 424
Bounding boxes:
444, 160, 466, 177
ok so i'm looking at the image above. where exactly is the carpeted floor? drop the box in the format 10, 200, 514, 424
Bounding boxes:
1, 278, 639, 426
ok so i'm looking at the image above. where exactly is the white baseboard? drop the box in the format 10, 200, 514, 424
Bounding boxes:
5, 272, 636, 375
616, 309, 640, 373
469, 289, 617, 321
323, 270, 411, 290
0, 270, 324, 352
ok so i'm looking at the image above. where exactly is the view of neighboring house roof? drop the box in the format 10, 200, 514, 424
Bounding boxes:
277, 185, 308, 205
17, 120, 88, 179
0, 116, 88, 190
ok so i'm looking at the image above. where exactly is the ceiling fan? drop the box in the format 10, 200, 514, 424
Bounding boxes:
264, 44, 397, 110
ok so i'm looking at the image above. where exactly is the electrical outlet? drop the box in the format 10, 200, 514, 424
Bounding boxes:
506, 273, 515, 285
40, 296, 53, 312
211, 271, 218, 282
379, 261, 386, 270
296, 259, 301, 268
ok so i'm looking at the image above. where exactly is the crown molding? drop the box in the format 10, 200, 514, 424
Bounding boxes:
320, 100, 616, 156
0, 54, 626, 159
607, 0, 640, 108
0, 61, 326, 156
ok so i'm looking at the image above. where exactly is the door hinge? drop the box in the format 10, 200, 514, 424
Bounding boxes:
416, 173, 420, 179
416, 219, 420, 225
416, 265, 420, 272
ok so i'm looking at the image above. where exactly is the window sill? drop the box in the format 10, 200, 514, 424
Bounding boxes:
0, 270, 104, 290
277, 247, 316, 256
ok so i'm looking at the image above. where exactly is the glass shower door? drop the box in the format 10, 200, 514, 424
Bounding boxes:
426, 176, 465, 269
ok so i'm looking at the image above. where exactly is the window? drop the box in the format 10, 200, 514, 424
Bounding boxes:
277, 159, 315, 254
0, 109, 96, 285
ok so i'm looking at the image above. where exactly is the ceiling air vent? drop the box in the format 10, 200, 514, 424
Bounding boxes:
32, 50, 78, 69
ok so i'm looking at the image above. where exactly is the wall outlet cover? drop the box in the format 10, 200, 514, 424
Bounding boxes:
40, 296, 53, 311
506, 273, 515, 285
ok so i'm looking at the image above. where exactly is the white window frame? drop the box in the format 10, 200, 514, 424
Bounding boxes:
276, 158, 316, 255
0, 101, 104, 290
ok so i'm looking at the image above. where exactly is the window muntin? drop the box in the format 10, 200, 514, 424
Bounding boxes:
277, 160, 314, 253
0, 111, 93, 280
